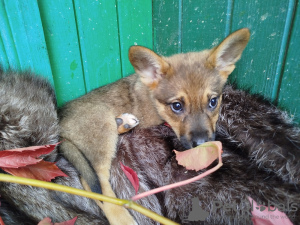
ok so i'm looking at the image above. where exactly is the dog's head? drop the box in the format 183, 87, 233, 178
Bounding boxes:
129, 28, 250, 149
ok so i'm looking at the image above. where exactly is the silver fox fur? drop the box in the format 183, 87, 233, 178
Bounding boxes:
0, 71, 107, 224
0, 71, 299, 225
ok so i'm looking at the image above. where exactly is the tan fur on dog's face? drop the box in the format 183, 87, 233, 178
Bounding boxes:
152, 51, 226, 148
129, 28, 250, 149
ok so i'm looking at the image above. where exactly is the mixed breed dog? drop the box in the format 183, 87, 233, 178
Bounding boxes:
0, 28, 299, 225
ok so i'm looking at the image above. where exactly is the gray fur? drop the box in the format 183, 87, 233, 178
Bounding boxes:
218, 85, 300, 185
0, 71, 107, 224
112, 123, 300, 225
0, 71, 299, 224
0, 71, 58, 159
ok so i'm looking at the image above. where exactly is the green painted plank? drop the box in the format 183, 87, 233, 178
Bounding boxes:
4, 1, 33, 70
0, 32, 9, 70
181, 0, 229, 52
278, 2, 300, 124
225, 0, 234, 36
117, 0, 153, 77
38, 0, 86, 106
74, 0, 122, 92
3, 0, 53, 84
230, 0, 290, 99
271, 0, 297, 102
4, 0, 34, 72
0, 0, 21, 70
153, 0, 181, 56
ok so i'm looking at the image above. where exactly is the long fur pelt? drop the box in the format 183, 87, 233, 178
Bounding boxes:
0, 71, 107, 224
0, 71, 299, 225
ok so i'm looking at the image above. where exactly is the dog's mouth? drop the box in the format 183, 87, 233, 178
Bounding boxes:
180, 133, 216, 149
163, 122, 216, 149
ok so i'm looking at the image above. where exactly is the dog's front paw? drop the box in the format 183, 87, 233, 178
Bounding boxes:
103, 202, 138, 225
116, 113, 139, 134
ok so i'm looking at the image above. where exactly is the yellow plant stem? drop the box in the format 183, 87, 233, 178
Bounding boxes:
0, 174, 179, 225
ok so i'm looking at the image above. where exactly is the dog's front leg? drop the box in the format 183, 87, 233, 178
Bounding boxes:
84, 115, 137, 225
95, 160, 137, 225
60, 109, 137, 225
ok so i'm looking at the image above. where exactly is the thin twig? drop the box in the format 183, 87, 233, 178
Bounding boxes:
0, 174, 179, 225
132, 146, 223, 201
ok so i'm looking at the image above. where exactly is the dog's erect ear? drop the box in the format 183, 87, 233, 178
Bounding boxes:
129, 46, 170, 89
207, 28, 250, 78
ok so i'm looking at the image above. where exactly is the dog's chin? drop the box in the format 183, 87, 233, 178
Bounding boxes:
180, 133, 216, 150
179, 136, 194, 150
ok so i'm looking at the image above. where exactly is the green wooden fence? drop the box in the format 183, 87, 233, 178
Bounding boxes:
0, 0, 299, 124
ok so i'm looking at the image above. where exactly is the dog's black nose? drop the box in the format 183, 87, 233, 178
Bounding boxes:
191, 132, 215, 148
192, 138, 206, 148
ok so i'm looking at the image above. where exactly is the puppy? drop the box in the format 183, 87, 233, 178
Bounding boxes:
59, 28, 250, 224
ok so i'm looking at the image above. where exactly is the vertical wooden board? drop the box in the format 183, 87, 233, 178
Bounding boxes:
3, 0, 53, 84
74, 0, 122, 92
38, 0, 86, 106
0, 0, 21, 70
0, 30, 9, 70
230, 0, 289, 99
117, 0, 153, 77
4, 0, 33, 71
181, 0, 229, 52
278, 3, 300, 124
152, 0, 181, 56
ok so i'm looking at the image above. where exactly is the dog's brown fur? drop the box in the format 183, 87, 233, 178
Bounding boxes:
59, 29, 250, 224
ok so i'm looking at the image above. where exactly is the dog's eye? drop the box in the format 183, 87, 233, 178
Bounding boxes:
171, 102, 183, 113
209, 97, 218, 109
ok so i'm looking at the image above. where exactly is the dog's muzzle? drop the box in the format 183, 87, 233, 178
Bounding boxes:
180, 132, 216, 149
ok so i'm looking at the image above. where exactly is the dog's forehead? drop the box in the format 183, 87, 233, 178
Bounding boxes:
165, 50, 210, 69
164, 51, 224, 95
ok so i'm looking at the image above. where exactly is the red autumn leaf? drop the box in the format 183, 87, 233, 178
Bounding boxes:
0, 216, 5, 225
38, 217, 77, 225
0, 142, 67, 181
248, 197, 293, 225
164, 122, 172, 128
174, 141, 222, 171
3, 160, 67, 182
0, 144, 58, 168
120, 162, 139, 195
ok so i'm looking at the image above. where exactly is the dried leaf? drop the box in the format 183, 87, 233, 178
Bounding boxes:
120, 162, 139, 194
38, 217, 53, 225
38, 217, 77, 225
3, 160, 67, 182
132, 141, 223, 201
0, 144, 58, 168
174, 141, 222, 171
0, 143, 67, 181
248, 197, 293, 225
55, 217, 78, 225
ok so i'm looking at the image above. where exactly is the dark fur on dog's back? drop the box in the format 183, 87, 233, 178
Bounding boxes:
0, 72, 299, 224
